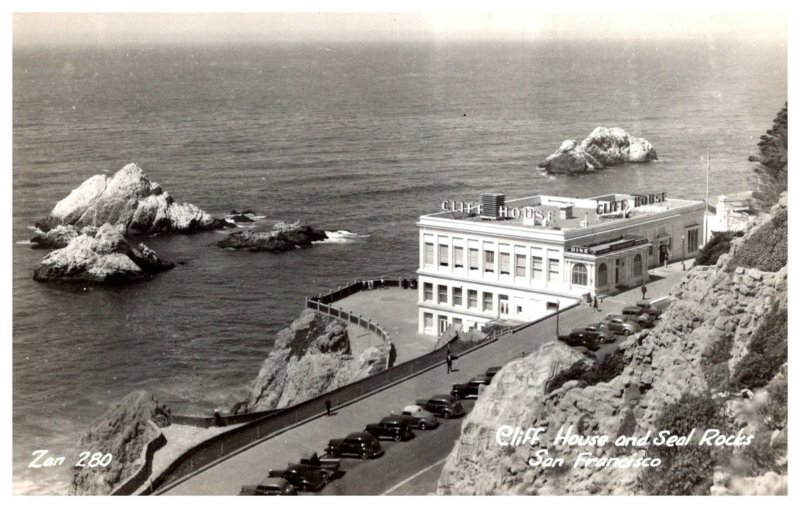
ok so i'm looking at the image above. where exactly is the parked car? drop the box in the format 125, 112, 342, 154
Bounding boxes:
365, 416, 415, 441
267, 464, 327, 492
601, 315, 642, 336
415, 395, 465, 418
326, 431, 384, 459
560, 330, 602, 351
239, 476, 297, 496
485, 366, 502, 379
298, 451, 340, 474
450, 374, 492, 400
626, 303, 663, 320
619, 308, 654, 328
582, 323, 617, 343
394, 405, 439, 430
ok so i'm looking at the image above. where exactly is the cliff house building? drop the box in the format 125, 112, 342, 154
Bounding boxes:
417, 192, 706, 336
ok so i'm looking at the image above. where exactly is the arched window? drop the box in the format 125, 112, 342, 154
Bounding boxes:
633, 254, 643, 277
572, 263, 588, 286
597, 263, 608, 287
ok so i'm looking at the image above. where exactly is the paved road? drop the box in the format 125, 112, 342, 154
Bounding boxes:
163, 264, 686, 496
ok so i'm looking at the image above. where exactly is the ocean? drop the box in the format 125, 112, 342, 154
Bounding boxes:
12, 39, 786, 494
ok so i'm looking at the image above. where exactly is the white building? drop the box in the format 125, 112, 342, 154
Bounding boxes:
417, 192, 705, 336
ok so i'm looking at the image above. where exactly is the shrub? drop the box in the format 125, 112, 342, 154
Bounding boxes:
640, 393, 728, 495
701, 333, 734, 392
732, 302, 787, 390
727, 208, 787, 272
694, 231, 742, 266
545, 348, 628, 393
750, 103, 787, 209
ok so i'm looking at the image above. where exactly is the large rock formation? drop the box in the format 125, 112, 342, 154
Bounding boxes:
246, 309, 387, 411
539, 127, 657, 173
71, 391, 170, 496
35, 163, 230, 235
538, 139, 605, 173
437, 201, 786, 495
33, 223, 174, 283
30, 224, 97, 250
580, 127, 658, 166
217, 221, 327, 252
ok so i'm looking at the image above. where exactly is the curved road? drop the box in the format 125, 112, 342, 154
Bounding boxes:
161, 266, 681, 495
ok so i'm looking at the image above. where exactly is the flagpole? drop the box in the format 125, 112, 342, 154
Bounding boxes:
704, 147, 710, 245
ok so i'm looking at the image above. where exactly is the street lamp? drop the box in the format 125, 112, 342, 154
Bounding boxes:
681, 235, 686, 271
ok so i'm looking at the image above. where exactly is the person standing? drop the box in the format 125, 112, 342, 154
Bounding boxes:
592, 294, 599, 311
325, 398, 332, 416
446, 353, 453, 374
641, 283, 647, 301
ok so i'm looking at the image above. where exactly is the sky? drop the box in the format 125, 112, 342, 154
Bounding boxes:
12, 10, 789, 45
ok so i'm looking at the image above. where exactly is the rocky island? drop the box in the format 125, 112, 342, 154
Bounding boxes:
33, 223, 174, 283
538, 127, 658, 173
33, 163, 231, 238
217, 220, 328, 252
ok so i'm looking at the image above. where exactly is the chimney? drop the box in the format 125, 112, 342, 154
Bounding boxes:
481, 193, 506, 220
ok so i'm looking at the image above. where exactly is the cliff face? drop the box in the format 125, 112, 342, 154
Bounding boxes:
437, 202, 787, 495
71, 391, 170, 496
247, 309, 387, 411
36, 163, 229, 235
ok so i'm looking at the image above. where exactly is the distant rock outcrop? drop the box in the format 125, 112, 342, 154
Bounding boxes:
246, 309, 387, 411
35, 163, 231, 235
71, 390, 170, 496
538, 127, 657, 173
217, 221, 327, 252
581, 127, 658, 165
437, 202, 787, 495
33, 223, 174, 283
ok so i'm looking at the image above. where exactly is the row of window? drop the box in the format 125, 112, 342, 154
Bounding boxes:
422, 282, 495, 311
424, 242, 560, 280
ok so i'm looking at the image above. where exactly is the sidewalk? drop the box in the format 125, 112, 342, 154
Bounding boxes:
161, 263, 689, 496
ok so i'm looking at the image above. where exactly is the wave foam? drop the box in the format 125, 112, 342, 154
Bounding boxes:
313, 230, 369, 244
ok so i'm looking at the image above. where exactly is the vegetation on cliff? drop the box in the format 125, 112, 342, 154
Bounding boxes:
750, 103, 788, 209
726, 207, 788, 272
694, 231, 743, 266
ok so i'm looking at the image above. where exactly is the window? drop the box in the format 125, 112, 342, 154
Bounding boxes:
687, 229, 699, 253
424, 312, 433, 329
424, 242, 434, 265
469, 248, 479, 270
454, 246, 464, 268
483, 292, 493, 311
499, 252, 511, 275
439, 244, 449, 266
546, 302, 558, 312
467, 290, 478, 309
633, 254, 643, 277
453, 287, 463, 306
485, 250, 495, 273
423, 282, 433, 301
532, 256, 543, 278
548, 258, 560, 281
598, 263, 608, 287
453, 317, 463, 331
515, 254, 526, 277
648, 246, 654, 256
571, 263, 588, 286
438, 285, 448, 304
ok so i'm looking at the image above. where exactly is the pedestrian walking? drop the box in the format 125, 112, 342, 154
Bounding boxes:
641, 283, 648, 301
446, 353, 453, 374
325, 398, 332, 416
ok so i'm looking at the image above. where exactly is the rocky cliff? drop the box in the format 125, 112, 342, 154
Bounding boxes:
35, 163, 230, 235
217, 220, 328, 252
246, 309, 388, 410
71, 391, 171, 496
539, 127, 657, 173
437, 201, 787, 495
33, 223, 174, 283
